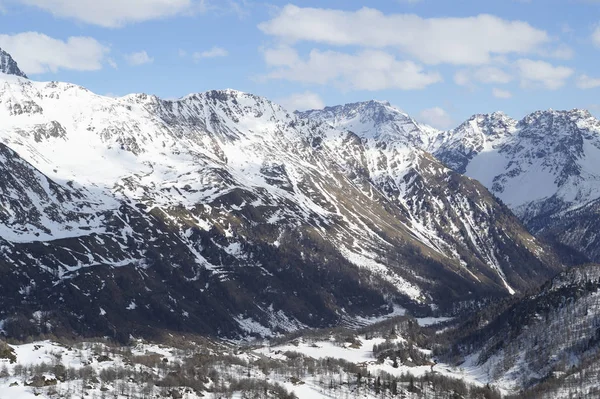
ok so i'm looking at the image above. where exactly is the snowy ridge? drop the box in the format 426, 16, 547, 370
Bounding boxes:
428, 112, 517, 174
0, 143, 108, 242
428, 108, 600, 261
302, 100, 440, 146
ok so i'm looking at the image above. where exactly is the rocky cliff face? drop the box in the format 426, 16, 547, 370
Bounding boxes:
0, 48, 27, 78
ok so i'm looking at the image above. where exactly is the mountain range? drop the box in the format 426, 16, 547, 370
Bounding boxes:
0, 48, 596, 344
302, 103, 600, 263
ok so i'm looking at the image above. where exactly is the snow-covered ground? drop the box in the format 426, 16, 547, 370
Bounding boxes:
255, 336, 498, 394
0, 340, 184, 399
0, 332, 505, 399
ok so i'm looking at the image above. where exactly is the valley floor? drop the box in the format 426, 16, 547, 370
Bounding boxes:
0, 318, 503, 399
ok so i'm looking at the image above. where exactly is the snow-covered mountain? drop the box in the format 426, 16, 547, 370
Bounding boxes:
430, 109, 600, 262
428, 111, 518, 174
303, 102, 600, 263
0, 64, 565, 339
301, 102, 570, 295
299, 100, 440, 147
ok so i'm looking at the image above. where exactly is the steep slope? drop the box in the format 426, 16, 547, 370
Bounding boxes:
540, 198, 600, 261
0, 142, 108, 241
0, 140, 397, 341
430, 109, 600, 262
0, 69, 563, 339
444, 263, 600, 397
300, 102, 563, 298
429, 112, 517, 174
0, 48, 27, 78
304, 102, 600, 264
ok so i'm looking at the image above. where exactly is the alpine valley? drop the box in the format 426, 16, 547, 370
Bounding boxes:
1, 48, 600, 398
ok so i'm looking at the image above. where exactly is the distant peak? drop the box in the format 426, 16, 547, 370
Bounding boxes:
315, 99, 408, 118
179, 89, 265, 103
467, 111, 509, 120
452, 112, 518, 138
352, 99, 394, 109
522, 108, 595, 121
0, 48, 28, 79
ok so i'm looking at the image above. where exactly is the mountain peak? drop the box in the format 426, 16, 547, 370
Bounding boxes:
522, 108, 593, 119
457, 111, 517, 136
299, 99, 413, 130
517, 108, 598, 131
490, 110, 509, 118
297, 99, 441, 151
319, 99, 403, 115
0, 48, 28, 79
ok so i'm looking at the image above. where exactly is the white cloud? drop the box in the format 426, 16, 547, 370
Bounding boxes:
259, 6, 550, 65
576, 74, 600, 89
263, 47, 442, 91
561, 24, 573, 34
593, 26, 600, 47
107, 58, 118, 69
453, 70, 471, 87
278, 91, 325, 112
454, 66, 512, 86
542, 44, 574, 60
516, 59, 573, 90
417, 107, 455, 129
193, 47, 228, 60
228, 0, 252, 18
14, 0, 202, 27
263, 45, 299, 67
0, 31, 109, 74
125, 50, 153, 66
476, 67, 513, 84
492, 88, 512, 98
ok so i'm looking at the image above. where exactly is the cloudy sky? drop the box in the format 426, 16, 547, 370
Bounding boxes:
1, 0, 599, 128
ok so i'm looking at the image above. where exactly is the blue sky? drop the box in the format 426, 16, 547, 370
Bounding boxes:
1, 0, 600, 128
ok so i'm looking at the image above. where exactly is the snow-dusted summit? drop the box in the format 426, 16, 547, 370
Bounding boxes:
300, 100, 439, 147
